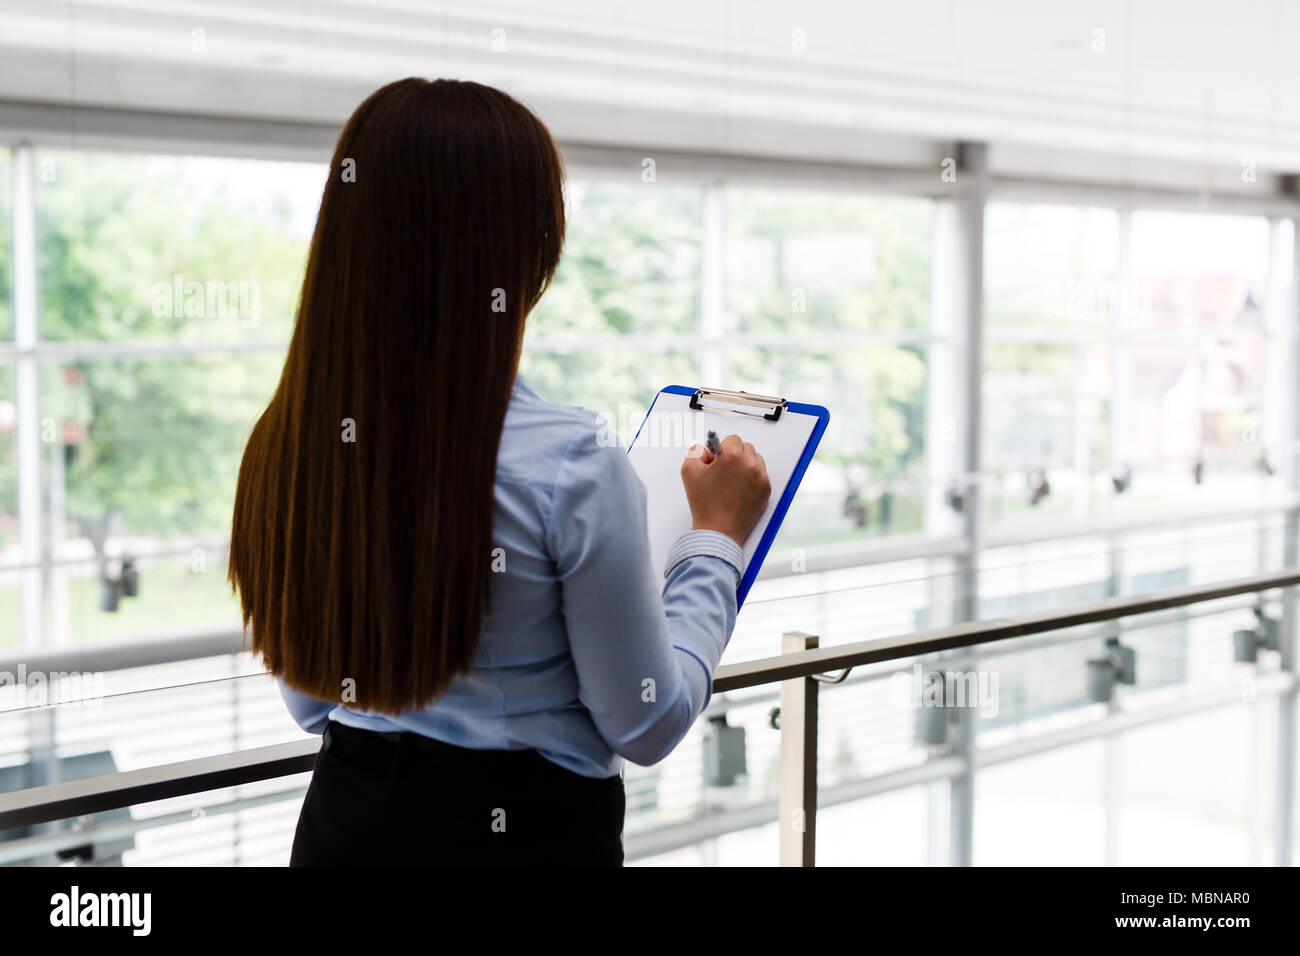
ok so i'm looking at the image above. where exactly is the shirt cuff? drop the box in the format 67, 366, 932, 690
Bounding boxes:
664, 530, 745, 583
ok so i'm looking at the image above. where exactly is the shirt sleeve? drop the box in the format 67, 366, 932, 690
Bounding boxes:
546, 423, 744, 766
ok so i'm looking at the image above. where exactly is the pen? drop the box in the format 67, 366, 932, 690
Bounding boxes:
706, 430, 722, 457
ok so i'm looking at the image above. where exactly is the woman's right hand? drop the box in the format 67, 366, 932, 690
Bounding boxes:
680, 435, 772, 548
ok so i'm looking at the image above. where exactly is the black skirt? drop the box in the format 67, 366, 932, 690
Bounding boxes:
290, 721, 626, 867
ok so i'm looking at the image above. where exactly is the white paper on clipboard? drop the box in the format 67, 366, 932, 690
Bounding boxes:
626, 387, 820, 592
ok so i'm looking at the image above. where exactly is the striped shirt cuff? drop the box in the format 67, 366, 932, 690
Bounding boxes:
664, 530, 745, 583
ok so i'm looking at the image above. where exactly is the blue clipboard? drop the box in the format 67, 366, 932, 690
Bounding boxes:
627, 385, 830, 609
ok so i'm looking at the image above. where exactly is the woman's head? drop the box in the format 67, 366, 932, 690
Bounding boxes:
316, 77, 566, 342
229, 78, 566, 712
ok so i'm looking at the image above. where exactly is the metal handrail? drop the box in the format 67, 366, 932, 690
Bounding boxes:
0, 626, 246, 676
714, 567, 1300, 691
0, 741, 318, 831
0, 566, 1297, 832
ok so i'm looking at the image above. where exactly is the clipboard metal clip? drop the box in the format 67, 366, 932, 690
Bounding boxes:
689, 387, 787, 422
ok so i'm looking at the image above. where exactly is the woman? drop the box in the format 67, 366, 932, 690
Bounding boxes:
229, 77, 771, 867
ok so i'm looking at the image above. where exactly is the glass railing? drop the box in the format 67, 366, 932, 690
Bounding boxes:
1, 561, 1295, 866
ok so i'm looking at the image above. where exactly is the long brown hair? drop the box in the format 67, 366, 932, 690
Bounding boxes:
229, 78, 565, 712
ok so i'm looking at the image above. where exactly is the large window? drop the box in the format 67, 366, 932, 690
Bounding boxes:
10, 162, 941, 647
1, 139, 1298, 868
11, 167, 1290, 649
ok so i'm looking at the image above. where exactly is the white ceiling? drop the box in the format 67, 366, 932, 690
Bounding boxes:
1, 0, 1299, 176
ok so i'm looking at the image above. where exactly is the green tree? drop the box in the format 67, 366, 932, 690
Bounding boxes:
35, 151, 314, 542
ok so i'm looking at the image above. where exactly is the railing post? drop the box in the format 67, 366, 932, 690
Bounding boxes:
778, 631, 819, 866
1277, 515, 1298, 866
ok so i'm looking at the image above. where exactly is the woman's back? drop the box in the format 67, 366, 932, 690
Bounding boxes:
279, 375, 753, 778
237, 77, 772, 864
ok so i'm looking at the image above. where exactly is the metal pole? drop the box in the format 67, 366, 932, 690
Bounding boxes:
778, 631, 819, 866
12, 142, 42, 650
1276, 198, 1300, 867
1277, 526, 1298, 867
948, 141, 987, 867
1103, 699, 1121, 865
1102, 207, 1133, 867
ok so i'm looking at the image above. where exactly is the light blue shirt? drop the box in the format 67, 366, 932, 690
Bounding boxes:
277, 374, 745, 778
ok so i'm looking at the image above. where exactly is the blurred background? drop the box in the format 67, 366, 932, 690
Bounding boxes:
1, 0, 1299, 866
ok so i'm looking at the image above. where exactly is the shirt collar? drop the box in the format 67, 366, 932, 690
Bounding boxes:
512, 372, 538, 400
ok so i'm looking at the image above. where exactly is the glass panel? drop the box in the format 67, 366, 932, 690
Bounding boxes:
627, 649, 941, 864
979, 536, 1113, 617
980, 203, 1127, 527
1125, 339, 1274, 503
985, 203, 1120, 332
974, 741, 1107, 865
977, 200, 1123, 522
0, 781, 307, 867
1129, 211, 1270, 331
0, 364, 14, 560
982, 342, 1111, 524
522, 176, 704, 443
736, 557, 943, 657
1121, 519, 1283, 588
518, 346, 697, 445
1115, 709, 1256, 865
1096, 210, 1280, 510
814, 788, 932, 866
725, 189, 932, 334
725, 344, 926, 545
35, 150, 323, 343
36, 355, 282, 644
528, 179, 701, 337
0, 564, 1281, 866
0, 667, 307, 865
0, 148, 10, 340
